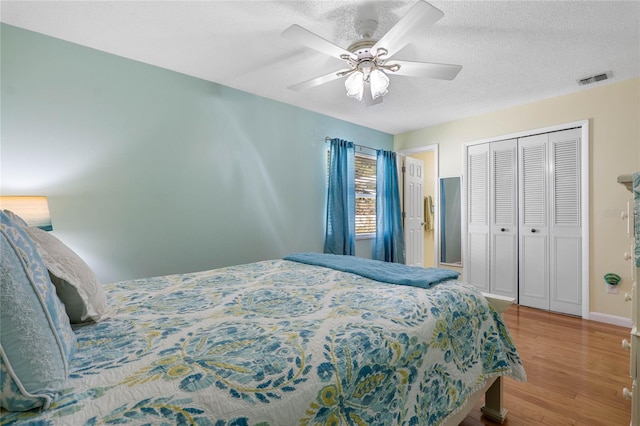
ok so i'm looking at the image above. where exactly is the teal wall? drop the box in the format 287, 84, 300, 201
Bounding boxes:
0, 24, 393, 283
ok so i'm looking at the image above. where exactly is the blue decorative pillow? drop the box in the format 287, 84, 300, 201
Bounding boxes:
0, 211, 76, 411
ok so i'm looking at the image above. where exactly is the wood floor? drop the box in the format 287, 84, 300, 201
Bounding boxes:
460, 305, 633, 426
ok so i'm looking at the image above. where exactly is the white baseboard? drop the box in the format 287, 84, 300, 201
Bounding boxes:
589, 312, 632, 328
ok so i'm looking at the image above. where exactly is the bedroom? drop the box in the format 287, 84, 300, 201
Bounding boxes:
1, 1, 639, 425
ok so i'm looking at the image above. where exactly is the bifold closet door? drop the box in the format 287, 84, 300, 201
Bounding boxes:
548, 129, 582, 316
466, 143, 490, 292
467, 138, 518, 297
490, 139, 518, 298
518, 134, 550, 310
518, 128, 582, 315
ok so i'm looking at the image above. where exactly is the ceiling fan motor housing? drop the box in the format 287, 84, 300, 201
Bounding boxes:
347, 39, 377, 57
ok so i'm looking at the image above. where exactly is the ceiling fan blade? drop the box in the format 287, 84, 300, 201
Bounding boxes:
372, 1, 444, 58
287, 69, 349, 92
390, 60, 462, 80
282, 24, 356, 60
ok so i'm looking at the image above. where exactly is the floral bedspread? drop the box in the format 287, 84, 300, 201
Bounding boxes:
1, 259, 525, 425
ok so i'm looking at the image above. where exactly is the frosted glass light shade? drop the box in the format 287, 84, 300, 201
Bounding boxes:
370, 69, 389, 99
0, 196, 53, 231
345, 72, 364, 101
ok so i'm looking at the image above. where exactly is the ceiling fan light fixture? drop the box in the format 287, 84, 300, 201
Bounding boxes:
369, 68, 389, 99
345, 71, 364, 101
283, 1, 462, 105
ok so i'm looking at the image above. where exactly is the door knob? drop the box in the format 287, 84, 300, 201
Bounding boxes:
501, 228, 506, 232
531, 229, 537, 233
622, 388, 632, 400
622, 339, 631, 351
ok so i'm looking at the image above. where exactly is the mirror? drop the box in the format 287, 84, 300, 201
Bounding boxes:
439, 177, 462, 266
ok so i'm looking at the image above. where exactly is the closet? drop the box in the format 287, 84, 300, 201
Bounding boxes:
465, 127, 583, 316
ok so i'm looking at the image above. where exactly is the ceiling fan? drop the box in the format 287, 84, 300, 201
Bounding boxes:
281, 0, 462, 104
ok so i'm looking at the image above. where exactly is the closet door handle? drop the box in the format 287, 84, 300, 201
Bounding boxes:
531, 229, 537, 233
622, 339, 631, 351
501, 228, 506, 232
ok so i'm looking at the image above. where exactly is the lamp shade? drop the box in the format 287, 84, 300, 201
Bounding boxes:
369, 69, 389, 99
345, 72, 364, 101
0, 196, 53, 231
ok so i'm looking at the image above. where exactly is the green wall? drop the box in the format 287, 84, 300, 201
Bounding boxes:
0, 24, 393, 283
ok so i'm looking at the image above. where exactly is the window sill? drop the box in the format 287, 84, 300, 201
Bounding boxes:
356, 233, 375, 240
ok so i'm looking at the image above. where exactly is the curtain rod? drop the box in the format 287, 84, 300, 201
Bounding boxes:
324, 136, 378, 154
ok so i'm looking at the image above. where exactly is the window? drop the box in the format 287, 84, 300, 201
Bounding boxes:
327, 150, 376, 238
355, 153, 376, 237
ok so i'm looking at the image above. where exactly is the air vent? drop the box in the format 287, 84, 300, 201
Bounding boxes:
577, 71, 613, 86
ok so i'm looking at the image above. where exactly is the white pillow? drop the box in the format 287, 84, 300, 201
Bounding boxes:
21, 226, 110, 323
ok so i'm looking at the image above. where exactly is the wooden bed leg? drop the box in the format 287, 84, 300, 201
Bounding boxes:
481, 377, 508, 423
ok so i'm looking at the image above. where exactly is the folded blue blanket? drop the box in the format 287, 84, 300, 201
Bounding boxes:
284, 252, 459, 289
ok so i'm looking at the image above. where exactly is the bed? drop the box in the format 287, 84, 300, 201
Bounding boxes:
1, 242, 525, 426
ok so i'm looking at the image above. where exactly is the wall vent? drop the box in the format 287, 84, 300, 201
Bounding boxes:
577, 71, 613, 86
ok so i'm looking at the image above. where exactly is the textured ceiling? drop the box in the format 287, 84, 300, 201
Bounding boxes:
1, 0, 639, 135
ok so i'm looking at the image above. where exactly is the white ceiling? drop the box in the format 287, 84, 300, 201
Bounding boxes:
1, 0, 639, 135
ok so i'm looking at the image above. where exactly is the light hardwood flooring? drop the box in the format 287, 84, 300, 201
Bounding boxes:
461, 305, 633, 425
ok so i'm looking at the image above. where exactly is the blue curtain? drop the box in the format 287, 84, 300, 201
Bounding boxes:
373, 150, 405, 263
324, 139, 355, 255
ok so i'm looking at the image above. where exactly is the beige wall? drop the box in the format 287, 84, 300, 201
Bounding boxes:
395, 77, 640, 320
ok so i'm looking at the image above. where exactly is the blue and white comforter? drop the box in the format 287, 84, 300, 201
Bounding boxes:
1, 259, 525, 425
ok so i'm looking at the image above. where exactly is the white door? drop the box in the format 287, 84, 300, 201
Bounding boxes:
404, 156, 424, 266
466, 143, 490, 291
490, 139, 518, 298
549, 128, 582, 316
518, 134, 550, 310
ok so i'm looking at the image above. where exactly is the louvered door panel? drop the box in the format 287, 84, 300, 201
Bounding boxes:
490, 139, 518, 297
521, 144, 546, 227
466, 143, 490, 291
518, 134, 550, 310
494, 148, 516, 225
469, 151, 488, 225
553, 139, 580, 227
549, 128, 582, 316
